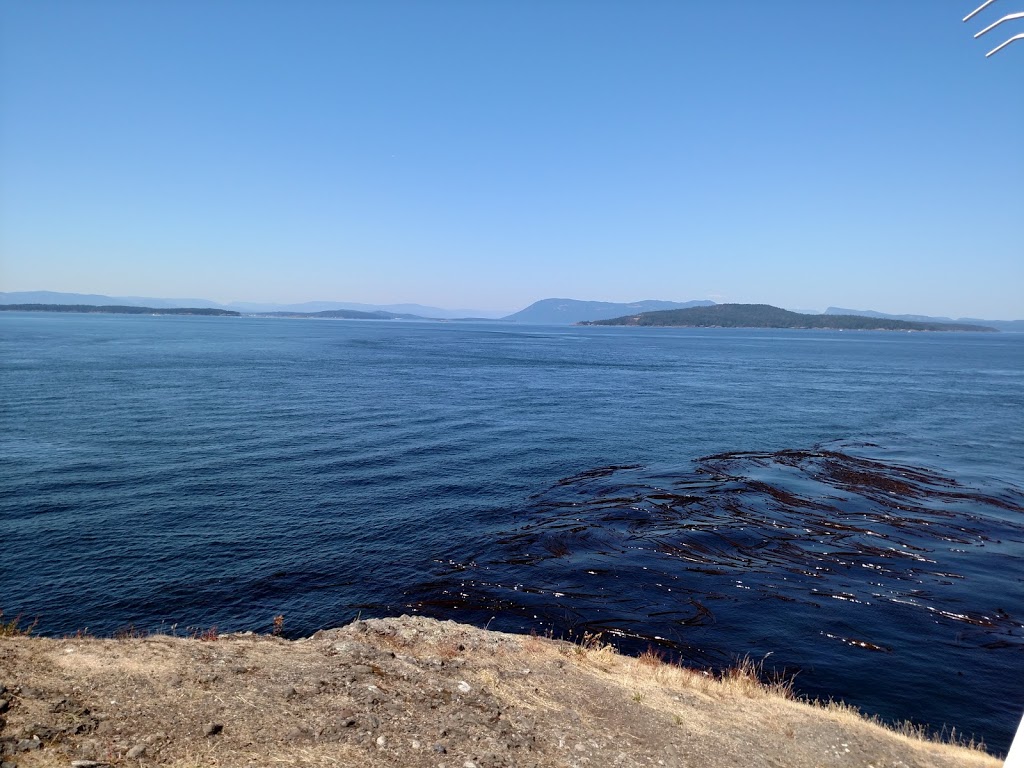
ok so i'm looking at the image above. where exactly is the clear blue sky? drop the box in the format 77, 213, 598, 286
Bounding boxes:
1, 0, 1021, 317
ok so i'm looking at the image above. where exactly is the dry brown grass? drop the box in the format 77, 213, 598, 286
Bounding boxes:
0, 610, 37, 637
522, 628, 996, 761
0, 616, 1001, 768
818, 697, 992, 755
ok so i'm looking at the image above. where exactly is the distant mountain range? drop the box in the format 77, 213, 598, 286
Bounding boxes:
825, 307, 1024, 333
0, 292, 506, 320
0, 304, 240, 317
502, 298, 715, 324
1, 292, 1019, 329
585, 304, 997, 332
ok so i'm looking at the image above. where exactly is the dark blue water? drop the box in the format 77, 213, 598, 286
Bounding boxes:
2, 313, 1022, 752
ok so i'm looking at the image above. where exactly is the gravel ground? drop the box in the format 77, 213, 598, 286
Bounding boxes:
0, 615, 1001, 768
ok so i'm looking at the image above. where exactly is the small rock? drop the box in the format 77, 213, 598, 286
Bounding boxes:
0, 699, 9, 714
203, 722, 223, 737
411, 740, 422, 749
1, 761, 17, 768
464, 762, 478, 768
15, 740, 41, 753
282, 686, 298, 699
457, 681, 472, 694
21, 724, 59, 740
71, 761, 109, 768
375, 735, 387, 748
126, 745, 146, 759
433, 743, 447, 754
332, 641, 359, 656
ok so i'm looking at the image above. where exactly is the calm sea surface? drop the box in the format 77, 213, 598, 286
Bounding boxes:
2, 313, 1022, 751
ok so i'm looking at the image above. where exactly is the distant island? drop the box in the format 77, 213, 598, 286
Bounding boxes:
502, 298, 715, 324
0, 303, 493, 322
2, 292, 1020, 329
581, 304, 997, 332
0, 304, 240, 317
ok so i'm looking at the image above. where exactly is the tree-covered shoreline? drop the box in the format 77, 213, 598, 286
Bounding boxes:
0, 304, 240, 316
582, 304, 996, 332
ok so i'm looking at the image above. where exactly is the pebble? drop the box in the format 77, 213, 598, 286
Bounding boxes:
203, 722, 223, 737
126, 745, 146, 759
71, 761, 110, 768
433, 743, 447, 754
375, 735, 387, 748
15, 739, 41, 752
457, 681, 472, 693
332, 641, 359, 656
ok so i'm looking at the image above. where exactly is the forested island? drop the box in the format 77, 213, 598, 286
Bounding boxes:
582, 304, 997, 332
0, 304, 240, 316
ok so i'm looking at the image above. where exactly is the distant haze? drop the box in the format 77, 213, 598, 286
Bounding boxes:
1, 3, 1021, 318
0, 291, 509, 320
3, 292, 1021, 330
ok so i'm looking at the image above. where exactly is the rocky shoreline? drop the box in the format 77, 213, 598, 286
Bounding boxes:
0, 615, 1000, 768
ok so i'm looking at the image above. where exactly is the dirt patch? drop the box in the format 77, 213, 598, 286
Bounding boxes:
0, 616, 1000, 767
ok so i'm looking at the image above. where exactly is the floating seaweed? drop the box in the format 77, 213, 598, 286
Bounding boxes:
404, 442, 1024, 750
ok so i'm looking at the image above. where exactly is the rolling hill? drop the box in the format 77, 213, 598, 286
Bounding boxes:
584, 304, 997, 332
503, 298, 714, 324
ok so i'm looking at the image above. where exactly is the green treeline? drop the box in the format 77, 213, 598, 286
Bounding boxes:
583, 304, 996, 332
0, 304, 240, 316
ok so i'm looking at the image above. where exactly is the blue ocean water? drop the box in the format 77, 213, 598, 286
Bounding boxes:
1, 312, 1022, 751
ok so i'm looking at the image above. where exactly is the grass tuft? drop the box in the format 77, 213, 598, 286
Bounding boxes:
0, 610, 38, 637
114, 624, 148, 640
638, 645, 667, 668
818, 698, 990, 754
187, 625, 219, 642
